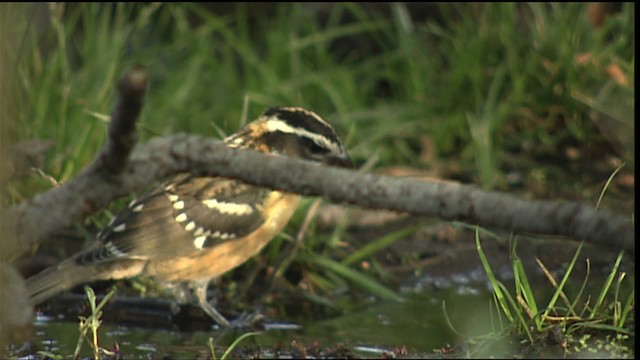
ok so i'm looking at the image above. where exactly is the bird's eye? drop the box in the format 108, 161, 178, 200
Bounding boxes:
303, 138, 329, 154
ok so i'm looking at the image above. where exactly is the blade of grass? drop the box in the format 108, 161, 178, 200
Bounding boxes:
491, 290, 506, 332
617, 287, 634, 328
441, 301, 468, 338
36, 351, 63, 360
290, 19, 389, 50
571, 259, 591, 315
208, 337, 217, 360
489, 297, 497, 333
74, 316, 88, 358
300, 254, 404, 303
511, 238, 541, 330
535, 257, 576, 316
574, 259, 591, 318
342, 223, 423, 266
595, 163, 625, 210
305, 270, 342, 292
516, 294, 535, 321
476, 229, 532, 342
301, 291, 341, 310
220, 332, 261, 360
475, 227, 513, 322
86, 286, 116, 359
612, 272, 626, 327
271, 199, 323, 283
541, 241, 584, 322
513, 256, 541, 330
589, 251, 624, 319
90, 285, 117, 314
572, 322, 633, 336
497, 282, 533, 343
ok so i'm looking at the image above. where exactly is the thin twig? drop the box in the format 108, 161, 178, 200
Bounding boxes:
96, 64, 148, 175
272, 198, 323, 283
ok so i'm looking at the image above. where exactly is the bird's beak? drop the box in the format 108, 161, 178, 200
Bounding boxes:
328, 152, 353, 168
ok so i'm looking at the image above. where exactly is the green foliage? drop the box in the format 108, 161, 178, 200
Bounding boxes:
299, 253, 404, 303
470, 229, 634, 357
11, 3, 634, 190
209, 332, 261, 360
75, 286, 117, 359
454, 160, 634, 355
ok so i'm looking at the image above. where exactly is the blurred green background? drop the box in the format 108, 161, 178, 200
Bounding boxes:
2, 3, 633, 193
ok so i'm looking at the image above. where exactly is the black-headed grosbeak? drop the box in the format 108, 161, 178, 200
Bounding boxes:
26, 107, 352, 327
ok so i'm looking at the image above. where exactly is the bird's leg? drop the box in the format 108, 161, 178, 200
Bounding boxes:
192, 279, 231, 328
192, 279, 268, 330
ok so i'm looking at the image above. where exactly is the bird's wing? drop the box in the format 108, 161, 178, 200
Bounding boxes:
75, 175, 269, 265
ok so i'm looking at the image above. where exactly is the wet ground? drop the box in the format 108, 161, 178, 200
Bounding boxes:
29, 290, 471, 358
20, 229, 634, 359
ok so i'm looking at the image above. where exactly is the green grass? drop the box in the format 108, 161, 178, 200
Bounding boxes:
462, 160, 634, 357
3, 2, 634, 357
209, 331, 261, 360
470, 229, 633, 357
36, 286, 117, 360
5, 4, 634, 187
75, 287, 117, 359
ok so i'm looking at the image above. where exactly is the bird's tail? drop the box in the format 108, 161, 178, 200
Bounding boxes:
26, 258, 104, 305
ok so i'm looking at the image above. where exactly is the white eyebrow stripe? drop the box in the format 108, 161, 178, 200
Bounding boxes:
202, 199, 254, 215
264, 118, 340, 153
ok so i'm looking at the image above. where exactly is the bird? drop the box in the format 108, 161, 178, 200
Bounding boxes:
26, 106, 352, 327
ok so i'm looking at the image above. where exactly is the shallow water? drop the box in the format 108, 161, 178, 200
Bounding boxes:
32, 288, 488, 358
26, 235, 634, 359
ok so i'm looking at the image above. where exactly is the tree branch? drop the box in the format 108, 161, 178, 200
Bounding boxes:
97, 64, 148, 175
1, 66, 634, 262
1, 65, 148, 261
